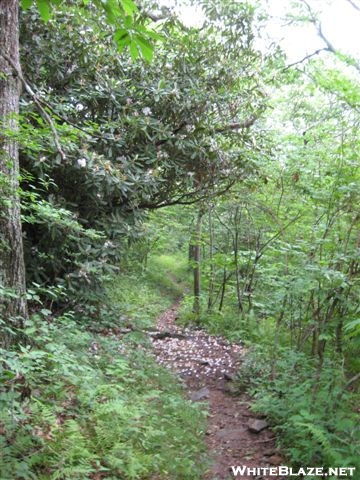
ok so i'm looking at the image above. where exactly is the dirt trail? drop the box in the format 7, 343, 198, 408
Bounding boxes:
150, 304, 286, 480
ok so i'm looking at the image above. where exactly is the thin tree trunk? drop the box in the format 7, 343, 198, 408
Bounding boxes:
218, 267, 228, 312
271, 294, 287, 379
232, 207, 244, 312
192, 209, 204, 318
207, 207, 215, 311
0, 0, 28, 346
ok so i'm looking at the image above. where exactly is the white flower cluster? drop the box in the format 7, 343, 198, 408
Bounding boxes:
77, 158, 87, 167
142, 107, 152, 116
157, 149, 169, 160
104, 240, 115, 248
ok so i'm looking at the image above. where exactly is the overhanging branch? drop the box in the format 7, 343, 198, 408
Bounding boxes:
155, 112, 260, 149
1, 52, 66, 162
299, 0, 360, 71
136, 178, 237, 210
215, 114, 259, 133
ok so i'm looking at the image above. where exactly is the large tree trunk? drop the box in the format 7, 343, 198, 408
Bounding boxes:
0, 0, 28, 346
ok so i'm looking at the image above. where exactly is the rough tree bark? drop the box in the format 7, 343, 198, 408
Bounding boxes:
0, 0, 28, 346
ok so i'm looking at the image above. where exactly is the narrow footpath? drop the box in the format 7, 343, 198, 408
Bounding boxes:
149, 303, 287, 480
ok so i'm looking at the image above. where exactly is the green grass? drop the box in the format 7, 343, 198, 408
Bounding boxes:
106, 253, 191, 330
146, 253, 191, 294
106, 271, 172, 329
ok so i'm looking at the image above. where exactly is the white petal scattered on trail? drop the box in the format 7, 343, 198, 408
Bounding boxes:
149, 303, 244, 388
147, 303, 287, 480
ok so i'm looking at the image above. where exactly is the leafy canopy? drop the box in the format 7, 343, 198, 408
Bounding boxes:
21, 0, 162, 61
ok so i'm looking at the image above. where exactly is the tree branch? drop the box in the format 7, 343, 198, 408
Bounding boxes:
316, 21, 336, 53
283, 48, 329, 71
137, 4, 171, 22
300, 0, 335, 52
215, 114, 259, 133
137, 178, 237, 210
155, 122, 187, 147
1, 52, 66, 161
299, 0, 360, 71
155, 112, 260, 148
344, 371, 360, 391
346, 0, 360, 12
30, 99, 100, 139
259, 213, 303, 254
335, 371, 360, 406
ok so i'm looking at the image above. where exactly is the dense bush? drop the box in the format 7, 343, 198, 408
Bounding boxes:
18, 2, 265, 315
236, 346, 360, 472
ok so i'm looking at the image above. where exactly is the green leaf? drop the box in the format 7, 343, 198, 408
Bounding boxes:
129, 41, 139, 61
344, 318, 360, 334
114, 28, 131, 50
36, 0, 51, 21
134, 36, 154, 62
121, 0, 138, 17
123, 15, 133, 29
142, 29, 164, 42
318, 333, 332, 341
24, 325, 37, 335
101, 0, 120, 24
21, 0, 32, 9
0, 370, 16, 380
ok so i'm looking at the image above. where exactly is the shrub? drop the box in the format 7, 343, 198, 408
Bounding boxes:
237, 346, 360, 473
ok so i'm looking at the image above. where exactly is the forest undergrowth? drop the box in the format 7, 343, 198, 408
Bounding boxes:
178, 292, 360, 475
178, 301, 360, 477
0, 254, 208, 480
1, 240, 359, 479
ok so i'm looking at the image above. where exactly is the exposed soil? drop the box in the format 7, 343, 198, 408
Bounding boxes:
150, 303, 287, 480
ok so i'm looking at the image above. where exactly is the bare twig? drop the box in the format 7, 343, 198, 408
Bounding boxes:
259, 213, 303, 254
283, 48, 329, 71
334, 371, 360, 407
251, 436, 276, 444
346, 0, 360, 12
299, 0, 360, 71
155, 111, 261, 148
316, 21, 336, 53
33, 100, 100, 139
344, 372, 360, 391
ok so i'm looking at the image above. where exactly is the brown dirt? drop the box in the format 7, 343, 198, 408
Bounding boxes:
150, 303, 287, 480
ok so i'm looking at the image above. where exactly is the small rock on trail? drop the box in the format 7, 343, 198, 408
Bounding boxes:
190, 386, 210, 402
248, 419, 269, 434
151, 304, 287, 480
